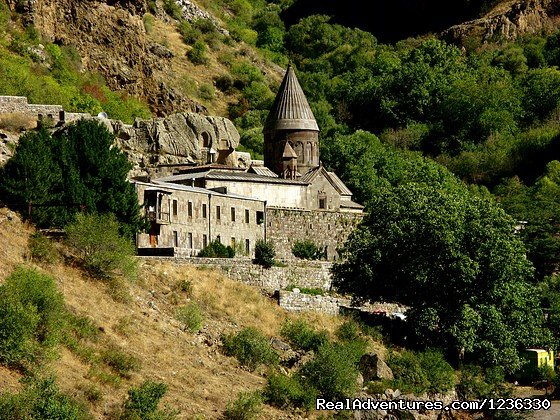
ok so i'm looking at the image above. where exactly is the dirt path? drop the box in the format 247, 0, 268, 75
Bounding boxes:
513, 386, 560, 419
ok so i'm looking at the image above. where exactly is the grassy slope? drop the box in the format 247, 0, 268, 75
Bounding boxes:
0, 207, 346, 418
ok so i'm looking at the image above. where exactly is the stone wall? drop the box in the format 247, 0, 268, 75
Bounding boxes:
266, 207, 363, 260
279, 289, 350, 316
141, 256, 333, 291
0, 95, 88, 125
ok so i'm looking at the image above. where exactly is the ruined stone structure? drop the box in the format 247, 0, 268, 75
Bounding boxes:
135, 65, 364, 260
0, 95, 88, 125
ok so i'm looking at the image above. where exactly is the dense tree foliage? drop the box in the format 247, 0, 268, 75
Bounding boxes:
333, 183, 551, 373
0, 119, 142, 236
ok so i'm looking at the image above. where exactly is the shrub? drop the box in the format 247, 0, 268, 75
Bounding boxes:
143, 13, 155, 34
122, 380, 174, 419
457, 365, 512, 400
224, 391, 262, 420
417, 349, 456, 394
280, 319, 328, 352
198, 83, 215, 101
101, 346, 141, 378
298, 342, 361, 400
264, 373, 313, 409
178, 20, 201, 45
254, 239, 275, 268
0, 376, 90, 420
65, 213, 138, 281
335, 319, 362, 342
187, 40, 208, 65
0, 266, 66, 366
28, 232, 58, 264
221, 327, 279, 371
163, 0, 182, 20
291, 239, 323, 260
387, 350, 429, 395
198, 239, 234, 258
175, 302, 204, 333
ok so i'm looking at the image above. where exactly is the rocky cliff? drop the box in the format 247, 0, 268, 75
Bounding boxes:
442, 0, 560, 44
105, 112, 244, 178
5, 0, 207, 116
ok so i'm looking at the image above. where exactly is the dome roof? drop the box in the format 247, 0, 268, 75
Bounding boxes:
265, 65, 319, 132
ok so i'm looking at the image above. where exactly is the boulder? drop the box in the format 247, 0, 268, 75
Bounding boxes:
359, 352, 394, 382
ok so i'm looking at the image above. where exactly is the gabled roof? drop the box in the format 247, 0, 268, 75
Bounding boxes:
282, 142, 298, 159
264, 65, 319, 132
249, 165, 278, 178
300, 165, 354, 197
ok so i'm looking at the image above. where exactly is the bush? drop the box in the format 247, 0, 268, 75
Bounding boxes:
122, 380, 174, 419
254, 239, 275, 268
387, 350, 429, 395
65, 213, 138, 281
175, 302, 204, 333
457, 365, 512, 400
197, 239, 235, 258
187, 40, 209, 65
335, 318, 362, 342
224, 391, 262, 420
417, 349, 456, 394
388, 349, 456, 395
0, 376, 90, 420
143, 13, 155, 34
291, 239, 324, 260
221, 327, 279, 371
101, 346, 140, 378
298, 342, 361, 400
264, 373, 313, 409
163, 0, 182, 20
198, 83, 215, 101
280, 319, 328, 352
0, 266, 66, 366
28, 232, 58, 264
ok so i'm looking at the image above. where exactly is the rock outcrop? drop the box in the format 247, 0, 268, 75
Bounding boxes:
6, 0, 206, 117
105, 112, 242, 178
442, 0, 560, 45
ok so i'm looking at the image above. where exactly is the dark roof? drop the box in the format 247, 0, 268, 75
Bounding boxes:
282, 142, 298, 158
156, 170, 309, 185
264, 65, 319, 132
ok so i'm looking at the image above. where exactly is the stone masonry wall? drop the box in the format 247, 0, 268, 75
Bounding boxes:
141, 256, 333, 291
266, 207, 363, 260
279, 289, 350, 316
0, 96, 88, 125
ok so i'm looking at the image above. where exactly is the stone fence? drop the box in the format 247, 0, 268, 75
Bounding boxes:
0, 95, 90, 125
141, 256, 333, 291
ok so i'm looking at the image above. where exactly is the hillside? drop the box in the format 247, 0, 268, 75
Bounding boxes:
0, 207, 349, 419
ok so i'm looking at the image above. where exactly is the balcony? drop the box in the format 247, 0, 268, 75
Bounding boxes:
146, 209, 170, 224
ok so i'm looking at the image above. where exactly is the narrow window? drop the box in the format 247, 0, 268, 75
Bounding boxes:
202, 203, 207, 218
216, 205, 221, 220
245, 209, 250, 223
319, 197, 326, 209
256, 211, 264, 225
188, 232, 193, 248
173, 231, 178, 247
203, 234, 208, 248
173, 199, 178, 216
188, 201, 193, 218
245, 239, 250, 254
216, 235, 221, 244
231, 237, 235, 248
231, 207, 236, 222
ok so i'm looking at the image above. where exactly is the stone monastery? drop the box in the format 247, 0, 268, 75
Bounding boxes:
134, 65, 364, 260
0, 66, 364, 260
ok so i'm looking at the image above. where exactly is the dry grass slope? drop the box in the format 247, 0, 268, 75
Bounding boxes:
0, 208, 345, 419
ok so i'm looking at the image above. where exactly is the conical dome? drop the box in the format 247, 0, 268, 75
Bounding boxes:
265, 65, 319, 131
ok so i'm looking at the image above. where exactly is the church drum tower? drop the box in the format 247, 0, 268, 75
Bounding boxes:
263, 65, 320, 178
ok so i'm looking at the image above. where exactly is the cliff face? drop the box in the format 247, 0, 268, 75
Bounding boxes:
442, 0, 560, 44
5, 0, 205, 117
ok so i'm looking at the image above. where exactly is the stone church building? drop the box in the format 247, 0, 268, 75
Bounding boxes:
134, 66, 364, 260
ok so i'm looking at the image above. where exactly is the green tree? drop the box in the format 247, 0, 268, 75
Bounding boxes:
0, 119, 142, 236
333, 183, 550, 373
65, 213, 138, 281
